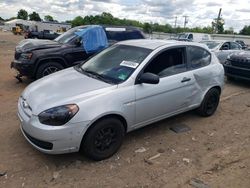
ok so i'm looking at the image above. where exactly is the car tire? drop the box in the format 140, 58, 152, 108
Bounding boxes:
197, 88, 220, 117
81, 118, 125, 161
36, 62, 64, 79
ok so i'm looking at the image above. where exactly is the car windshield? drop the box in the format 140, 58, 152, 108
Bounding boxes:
78, 45, 152, 84
200, 41, 221, 49
178, 33, 189, 39
54, 27, 86, 44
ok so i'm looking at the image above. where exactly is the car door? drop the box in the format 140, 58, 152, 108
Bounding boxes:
186, 46, 213, 105
134, 47, 197, 125
215, 42, 230, 63
70, 46, 92, 64
216, 42, 241, 63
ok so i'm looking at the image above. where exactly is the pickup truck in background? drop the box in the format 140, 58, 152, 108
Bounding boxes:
11, 25, 146, 80
24, 30, 60, 40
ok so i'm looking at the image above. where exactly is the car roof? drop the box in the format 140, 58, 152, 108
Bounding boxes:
118, 39, 208, 50
201, 40, 235, 43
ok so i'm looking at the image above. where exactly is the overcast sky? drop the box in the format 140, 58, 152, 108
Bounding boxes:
1, 0, 250, 32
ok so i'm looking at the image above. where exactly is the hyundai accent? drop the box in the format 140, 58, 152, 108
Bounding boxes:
18, 39, 224, 160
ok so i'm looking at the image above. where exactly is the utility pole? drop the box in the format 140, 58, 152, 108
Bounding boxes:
174, 16, 177, 28
216, 8, 222, 33
183, 15, 188, 28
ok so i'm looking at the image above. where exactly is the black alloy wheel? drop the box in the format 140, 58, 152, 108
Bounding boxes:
81, 118, 125, 161
36, 62, 64, 79
197, 88, 220, 117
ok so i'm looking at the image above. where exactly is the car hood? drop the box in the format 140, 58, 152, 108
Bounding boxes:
16, 39, 62, 52
229, 51, 250, 60
21, 68, 116, 115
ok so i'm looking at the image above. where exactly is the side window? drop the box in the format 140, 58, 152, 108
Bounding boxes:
188, 46, 211, 69
125, 31, 144, 39
106, 31, 125, 41
220, 42, 230, 50
144, 48, 186, 78
230, 42, 241, 50
188, 34, 193, 40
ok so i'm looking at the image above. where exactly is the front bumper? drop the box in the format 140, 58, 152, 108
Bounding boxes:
223, 64, 250, 81
11, 60, 35, 78
18, 98, 90, 154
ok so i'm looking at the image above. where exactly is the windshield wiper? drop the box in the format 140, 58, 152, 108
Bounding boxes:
81, 69, 114, 84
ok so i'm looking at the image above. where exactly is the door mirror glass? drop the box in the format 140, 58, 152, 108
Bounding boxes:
75, 37, 82, 46
139, 73, 159, 84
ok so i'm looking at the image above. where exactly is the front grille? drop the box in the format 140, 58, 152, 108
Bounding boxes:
230, 60, 250, 69
224, 66, 250, 79
15, 51, 21, 60
23, 129, 53, 150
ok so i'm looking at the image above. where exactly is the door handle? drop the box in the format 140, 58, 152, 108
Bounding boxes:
181, 77, 191, 83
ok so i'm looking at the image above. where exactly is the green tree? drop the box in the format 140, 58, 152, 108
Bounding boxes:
71, 16, 84, 27
29, 12, 41, 21
143, 23, 152, 34
17, 9, 28, 20
239, 25, 250, 35
5, 17, 17, 21
0, 17, 4, 21
212, 18, 225, 34
44, 15, 54, 22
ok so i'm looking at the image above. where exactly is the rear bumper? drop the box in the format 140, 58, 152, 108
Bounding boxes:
223, 64, 250, 81
11, 60, 35, 78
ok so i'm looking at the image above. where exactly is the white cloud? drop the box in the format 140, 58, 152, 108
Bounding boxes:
1, 0, 250, 32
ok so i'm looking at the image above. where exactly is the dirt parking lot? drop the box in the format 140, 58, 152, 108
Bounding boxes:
0, 31, 250, 188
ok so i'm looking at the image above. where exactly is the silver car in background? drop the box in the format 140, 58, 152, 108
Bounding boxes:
200, 40, 242, 63
18, 39, 224, 160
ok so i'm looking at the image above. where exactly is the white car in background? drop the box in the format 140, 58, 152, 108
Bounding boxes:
18, 39, 224, 160
200, 40, 242, 63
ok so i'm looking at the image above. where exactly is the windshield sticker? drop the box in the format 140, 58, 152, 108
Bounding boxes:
120, 61, 139, 69
118, 74, 127, 80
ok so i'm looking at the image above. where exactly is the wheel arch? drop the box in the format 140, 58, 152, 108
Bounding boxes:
34, 57, 67, 76
79, 113, 128, 149
86, 113, 128, 134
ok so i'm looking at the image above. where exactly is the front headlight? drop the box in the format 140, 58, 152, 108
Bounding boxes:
38, 104, 79, 126
21, 52, 33, 60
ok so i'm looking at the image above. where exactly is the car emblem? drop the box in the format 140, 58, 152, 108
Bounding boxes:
22, 100, 29, 108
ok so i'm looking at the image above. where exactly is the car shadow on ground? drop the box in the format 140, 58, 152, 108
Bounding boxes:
225, 78, 250, 88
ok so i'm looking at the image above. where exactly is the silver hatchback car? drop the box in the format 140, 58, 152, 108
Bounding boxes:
18, 39, 224, 160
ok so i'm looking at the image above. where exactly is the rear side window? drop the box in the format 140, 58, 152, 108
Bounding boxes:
125, 31, 144, 39
188, 46, 211, 69
106, 31, 125, 41
230, 42, 241, 50
106, 30, 144, 41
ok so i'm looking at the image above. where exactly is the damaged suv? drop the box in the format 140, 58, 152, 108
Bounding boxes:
11, 25, 145, 80
223, 51, 250, 81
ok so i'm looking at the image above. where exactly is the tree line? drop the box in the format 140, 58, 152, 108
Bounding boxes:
1, 9, 250, 35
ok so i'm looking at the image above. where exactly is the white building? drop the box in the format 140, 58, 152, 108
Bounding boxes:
3, 19, 71, 32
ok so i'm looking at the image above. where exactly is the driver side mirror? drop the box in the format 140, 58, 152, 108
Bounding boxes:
75, 37, 82, 46
138, 72, 160, 84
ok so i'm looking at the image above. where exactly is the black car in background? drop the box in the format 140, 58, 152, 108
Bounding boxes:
24, 30, 60, 40
11, 25, 145, 80
223, 51, 250, 81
